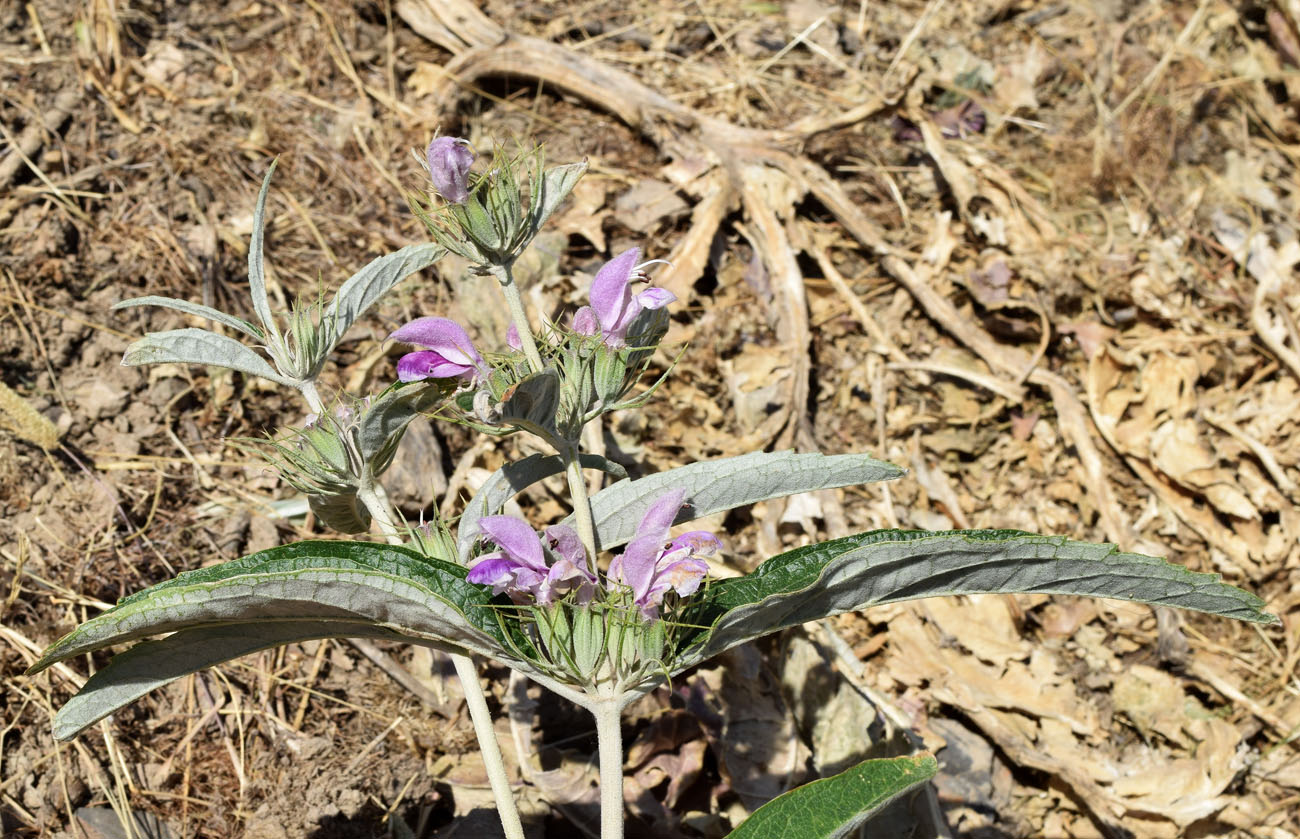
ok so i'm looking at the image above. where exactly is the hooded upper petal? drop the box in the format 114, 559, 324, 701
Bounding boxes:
589, 248, 640, 339
389, 317, 483, 368
479, 515, 546, 571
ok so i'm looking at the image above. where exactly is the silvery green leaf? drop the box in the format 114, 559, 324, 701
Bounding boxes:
357, 383, 447, 469
570, 451, 904, 552
324, 243, 445, 348
724, 753, 938, 839
112, 296, 264, 340
26, 541, 522, 677
527, 161, 587, 237
308, 491, 371, 534
500, 368, 560, 439
672, 529, 1278, 675
121, 328, 296, 386
52, 621, 412, 740
457, 452, 627, 564
248, 160, 279, 336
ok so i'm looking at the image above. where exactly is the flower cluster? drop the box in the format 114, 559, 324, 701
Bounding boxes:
388, 246, 676, 444
465, 490, 717, 621
466, 516, 596, 606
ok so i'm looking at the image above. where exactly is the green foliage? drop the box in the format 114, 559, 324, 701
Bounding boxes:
724, 753, 938, 839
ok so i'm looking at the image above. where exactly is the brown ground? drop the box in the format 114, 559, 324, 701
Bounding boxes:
3, 1, 1299, 837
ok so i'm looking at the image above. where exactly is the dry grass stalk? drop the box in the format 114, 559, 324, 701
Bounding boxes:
0, 380, 59, 452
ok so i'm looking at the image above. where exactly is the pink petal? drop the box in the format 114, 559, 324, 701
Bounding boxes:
589, 248, 640, 335
479, 516, 545, 571
466, 555, 516, 587
389, 317, 482, 367
396, 351, 475, 382
635, 287, 676, 310
545, 525, 589, 570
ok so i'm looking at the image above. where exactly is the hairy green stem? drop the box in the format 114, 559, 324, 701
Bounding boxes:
593, 699, 625, 839
299, 381, 524, 839
491, 262, 545, 373
353, 477, 526, 839
563, 442, 599, 573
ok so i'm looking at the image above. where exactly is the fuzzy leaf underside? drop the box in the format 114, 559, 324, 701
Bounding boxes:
677, 528, 1276, 672
724, 753, 938, 839
112, 296, 263, 340
456, 452, 627, 564
572, 450, 904, 552
52, 621, 415, 740
325, 243, 445, 348
121, 328, 294, 386
528, 162, 587, 236
247, 161, 278, 335
27, 541, 517, 676
358, 383, 447, 466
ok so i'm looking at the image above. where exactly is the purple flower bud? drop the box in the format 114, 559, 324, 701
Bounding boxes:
607, 489, 716, 619
587, 247, 676, 347
572, 306, 600, 337
506, 324, 523, 351
427, 136, 474, 204
389, 316, 485, 384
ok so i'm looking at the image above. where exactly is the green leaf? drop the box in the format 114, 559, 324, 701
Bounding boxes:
52, 621, 412, 740
676, 529, 1278, 673
724, 753, 938, 839
572, 451, 903, 552
26, 541, 518, 676
112, 296, 264, 341
308, 491, 371, 534
357, 382, 447, 468
456, 453, 627, 564
247, 160, 279, 337
527, 161, 587, 237
121, 328, 296, 386
324, 243, 445, 349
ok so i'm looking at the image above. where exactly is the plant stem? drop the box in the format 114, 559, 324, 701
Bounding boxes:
593, 699, 625, 839
353, 476, 525, 839
491, 262, 545, 373
453, 654, 526, 839
562, 442, 599, 573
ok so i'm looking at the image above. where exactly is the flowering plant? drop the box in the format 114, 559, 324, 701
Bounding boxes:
28, 141, 1277, 839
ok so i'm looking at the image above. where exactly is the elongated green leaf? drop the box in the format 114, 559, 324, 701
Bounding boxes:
324, 243, 445, 348
248, 160, 278, 336
112, 296, 263, 340
725, 753, 938, 839
456, 453, 627, 564
357, 382, 447, 466
53, 621, 413, 740
572, 451, 903, 552
527, 161, 587, 237
121, 328, 295, 386
26, 541, 519, 675
675, 529, 1277, 674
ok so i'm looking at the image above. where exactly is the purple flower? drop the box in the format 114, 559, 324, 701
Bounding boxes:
506, 324, 523, 351
588, 247, 676, 347
427, 136, 474, 204
389, 317, 485, 384
466, 516, 595, 605
607, 489, 718, 619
